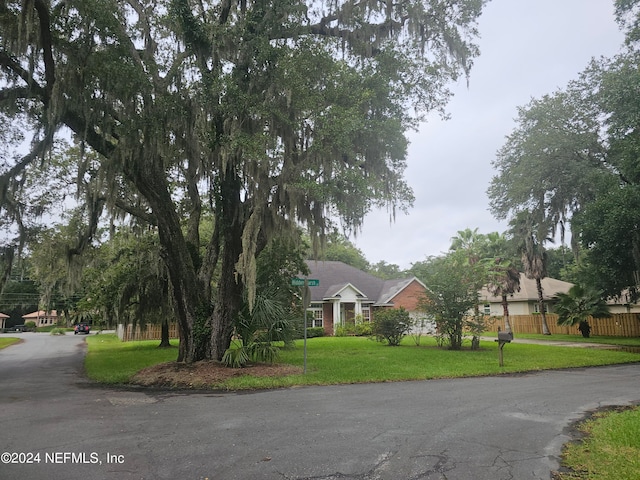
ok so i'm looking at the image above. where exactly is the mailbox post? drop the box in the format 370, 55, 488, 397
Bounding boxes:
495, 329, 513, 367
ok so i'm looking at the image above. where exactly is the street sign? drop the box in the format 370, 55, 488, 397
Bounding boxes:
291, 278, 320, 287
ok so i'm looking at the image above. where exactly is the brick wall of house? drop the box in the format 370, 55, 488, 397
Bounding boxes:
390, 280, 426, 312
322, 303, 334, 335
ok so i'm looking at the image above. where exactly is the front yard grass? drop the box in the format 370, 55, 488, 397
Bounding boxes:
84, 334, 640, 389
556, 406, 640, 479
84, 334, 179, 383
0, 337, 21, 349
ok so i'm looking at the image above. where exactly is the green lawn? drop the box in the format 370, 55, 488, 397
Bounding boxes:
84, 334, 640, 389
84, 335, 179, 383
557, 406, 640, 479
81, 333, 640, 480
0, 337, 21, 349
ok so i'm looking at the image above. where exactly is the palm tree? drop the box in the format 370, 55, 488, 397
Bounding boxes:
487, 259, 521, 333
555, 285, 611, 338
483, 232, 521, 333
450, 228, 484, 262
449, 228, 487, 348
222, 287, 295, 367
511, 212, 552, 335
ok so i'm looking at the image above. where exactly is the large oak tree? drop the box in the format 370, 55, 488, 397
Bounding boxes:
0, 0, 486, 362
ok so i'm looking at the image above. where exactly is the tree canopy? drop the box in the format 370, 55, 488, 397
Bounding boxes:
1, 0, 487, 362
488, 4, 640, 302
418, 250, 486, 349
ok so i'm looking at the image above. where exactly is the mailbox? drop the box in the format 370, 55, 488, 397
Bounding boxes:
497, 331, 513, 343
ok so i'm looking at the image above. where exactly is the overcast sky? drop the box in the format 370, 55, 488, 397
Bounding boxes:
348, 0, 626, 270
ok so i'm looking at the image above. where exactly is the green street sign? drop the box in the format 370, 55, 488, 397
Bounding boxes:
291, 278, 320, 287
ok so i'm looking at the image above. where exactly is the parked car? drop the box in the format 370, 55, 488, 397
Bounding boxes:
12, 325, 26, 332
74, 323, 90, 335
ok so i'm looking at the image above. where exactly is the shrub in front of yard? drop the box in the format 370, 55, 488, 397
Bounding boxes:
372, 308, 412, 346
37, 325, 73, 332
355, 321, 373, 336
306, 327, 325, 338
334, 325, 352, 337
334, 320, 372, 337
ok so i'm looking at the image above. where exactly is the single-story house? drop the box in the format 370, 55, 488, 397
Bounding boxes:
22, 310, 61, 327
478, 274, 640, 315
478, 274, 573, 316
0, 312, 8, 329
605, 289, 640, 313
304, 260, 431, 335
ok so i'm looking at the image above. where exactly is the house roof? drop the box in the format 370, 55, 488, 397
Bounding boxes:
304, 260, 424, 306
22, 310, 59, 319
378, 278, 422, 306
479, 273, 573, 303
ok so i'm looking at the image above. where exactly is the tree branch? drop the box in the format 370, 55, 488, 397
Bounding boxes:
0, 134, 53, 187
113, 199, 157, 226
0, 86, 42, 102
60, 107, 116, 159
0, 49, 43, 91
33, 0, 56, 103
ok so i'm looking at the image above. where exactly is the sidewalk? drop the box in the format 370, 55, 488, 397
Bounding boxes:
479, 336, 621, 349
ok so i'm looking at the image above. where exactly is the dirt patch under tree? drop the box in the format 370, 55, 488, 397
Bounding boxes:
131, 361, 302, 389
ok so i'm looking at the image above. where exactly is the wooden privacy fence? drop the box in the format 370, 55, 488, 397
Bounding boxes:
484, 313, 640, 337
117, 323, 179, 342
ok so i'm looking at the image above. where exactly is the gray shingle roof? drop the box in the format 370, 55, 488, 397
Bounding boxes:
304, 260, 420, 306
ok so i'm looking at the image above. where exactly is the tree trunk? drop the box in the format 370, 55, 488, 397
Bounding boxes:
578, 320, 591, 338
210, 248, 244, 360
450, 323, 463, 350
209, 167, 245, 361
501, 294, 512, 333
158, 318, 171, 348
536, 278, 551, 335
125, 160, 206, 363
471, 302, 480, 350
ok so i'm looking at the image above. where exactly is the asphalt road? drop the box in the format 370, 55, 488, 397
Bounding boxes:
1, 333, 639, 480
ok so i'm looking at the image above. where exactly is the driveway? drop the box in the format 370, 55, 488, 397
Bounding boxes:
1, 333, 639, 480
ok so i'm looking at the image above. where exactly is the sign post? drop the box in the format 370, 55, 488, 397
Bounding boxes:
291, 278, 319, 374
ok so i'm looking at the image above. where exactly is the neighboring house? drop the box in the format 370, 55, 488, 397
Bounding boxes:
22, 310, 61, 327
479, 275, 640, 316
304, 260, 431, 335
606, 289, 640, 314
478, 274, 573, 316
0, 312, 8, 329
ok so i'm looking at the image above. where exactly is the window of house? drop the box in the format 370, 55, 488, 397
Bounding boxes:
483, 304, 491, 315
307, 304, 323, 328
533, 302, 547, 313
361, 305, 371, 322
